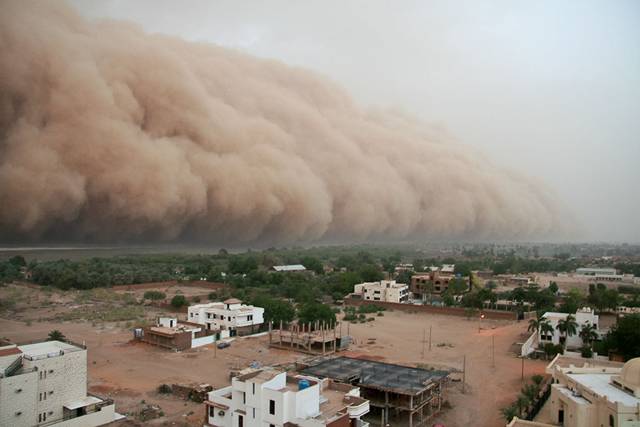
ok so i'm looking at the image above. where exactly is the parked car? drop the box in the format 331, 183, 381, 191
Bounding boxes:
217, 341, 231, 349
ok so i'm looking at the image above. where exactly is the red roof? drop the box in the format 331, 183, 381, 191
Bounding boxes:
0, 347, 22, 357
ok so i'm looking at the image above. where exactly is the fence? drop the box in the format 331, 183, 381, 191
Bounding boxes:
344, 298, 518, 321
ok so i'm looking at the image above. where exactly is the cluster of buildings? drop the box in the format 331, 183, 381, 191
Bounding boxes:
134, 298, 265, 351
0, 339, 120, 427
521, 307, 600, 357
508, 355, 640, 427
352, 280, 409, 303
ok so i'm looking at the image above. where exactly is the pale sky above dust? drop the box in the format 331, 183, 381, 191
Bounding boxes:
69, 0, 640, 243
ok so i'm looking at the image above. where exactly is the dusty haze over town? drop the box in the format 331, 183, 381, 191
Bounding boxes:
1, 0, 638, 245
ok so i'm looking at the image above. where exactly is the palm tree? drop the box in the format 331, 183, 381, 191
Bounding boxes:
556, 315, 578, 348
528, 316, 542, 333
579, 322, 598, 348
47, 330, 66, 342
539, 320, 554, 341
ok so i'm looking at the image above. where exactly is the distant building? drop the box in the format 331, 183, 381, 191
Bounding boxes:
353, 280, 409, 303
441, 264, 455, 274
134, 316, 219, 351
410, 271, 455, 300
188, 299, 264, 337
0, 340, 119, 427
394, 263, 414, 274
539, 308, 599, 350
205, 367, 370, 427
508, 355, 640, 427
576, 267, 617, 276
272, 264, 306, 272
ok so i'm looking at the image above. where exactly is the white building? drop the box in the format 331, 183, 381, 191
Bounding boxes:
576, 267, 618, 276
205, 368, 370, 427
188, 299, 264, 337
0, 340, 119, 427
539, 308, 599, 350
272, 265, 306, 272
353, 280, 409, 303
508, 355, 640, 427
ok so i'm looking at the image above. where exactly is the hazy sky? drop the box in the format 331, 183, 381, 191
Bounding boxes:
70, 0, 640, 243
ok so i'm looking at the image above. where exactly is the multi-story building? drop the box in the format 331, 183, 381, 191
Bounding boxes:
134, 316, 219, 351
409, 271, 456, 300
508, 355, 640, 427
0, 339, 118, 427
188, 299, 264, 337
538, 308, 599, 350
353, 280, 408, 303
204, 367, 370, 427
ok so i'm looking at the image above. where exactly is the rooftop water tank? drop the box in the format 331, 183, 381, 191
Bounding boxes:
298, 379, 311, 391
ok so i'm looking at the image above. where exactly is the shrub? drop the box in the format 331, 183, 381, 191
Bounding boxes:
208, 292, 217, 300
358, 304, 385, 314
192, 296, 201, 303
157, 384, 172, 394
170, 295, 188, 308
376, 312, 384, 317
580, 345, 593, 358
143, 291, 166, 300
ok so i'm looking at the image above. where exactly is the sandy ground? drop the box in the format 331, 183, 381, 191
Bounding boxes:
345, 310, 547, 427
0, 318, 300, 426
1, 304, 546, 427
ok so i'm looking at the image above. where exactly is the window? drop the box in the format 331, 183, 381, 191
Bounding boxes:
209, 406, 214, 417
609, 414, 615, 427
269, 399, 275, 415
252, 408, 255, 418
247, 315, 253, 321
242, 392, 246, 404
252, 383, 255, 394
190, 313, 194, 318
238, 415, 243, 427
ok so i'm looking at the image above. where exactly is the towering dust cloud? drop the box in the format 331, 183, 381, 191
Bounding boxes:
0, 1, 568, 244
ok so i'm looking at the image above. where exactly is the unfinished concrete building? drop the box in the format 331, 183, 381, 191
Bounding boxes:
301, 357, 449, 427
268, 321, 348, 355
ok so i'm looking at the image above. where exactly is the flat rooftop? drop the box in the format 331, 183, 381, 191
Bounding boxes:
302, 357, 448, 395
567, 373, 639, 407
19, 341, 83, 359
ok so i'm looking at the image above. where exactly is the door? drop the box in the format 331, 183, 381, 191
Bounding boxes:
238, 414, 243, 427
558, 409, 564, 425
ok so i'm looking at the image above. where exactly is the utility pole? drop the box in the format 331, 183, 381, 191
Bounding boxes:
491, 334, 496, 367
462, 355, 466, 394
521, 356, 525, 382
421, 328, 426, 359
429, 325, 432, 351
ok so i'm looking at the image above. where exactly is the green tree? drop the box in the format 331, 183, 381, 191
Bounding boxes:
300, 257, 323, 275
47, 330, 66, 342
556, 315, 578, 348
170, 295, 188, 308
297, 303, 336, 327
143, 291, 166, 300
548, 282, 558, 294
579, 322, 598, 348
596, 314, 640, 360
253, 296, 295, 325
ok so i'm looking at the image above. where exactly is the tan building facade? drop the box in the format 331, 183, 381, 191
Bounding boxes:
508, 356, 640, 427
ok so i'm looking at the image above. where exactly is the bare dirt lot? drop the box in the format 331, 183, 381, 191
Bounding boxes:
1, 283, 546, 427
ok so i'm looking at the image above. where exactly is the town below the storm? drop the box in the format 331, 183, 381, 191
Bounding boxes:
1, 242, 639, 427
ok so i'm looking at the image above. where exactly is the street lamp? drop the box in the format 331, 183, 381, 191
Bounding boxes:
478, 313, 485, 332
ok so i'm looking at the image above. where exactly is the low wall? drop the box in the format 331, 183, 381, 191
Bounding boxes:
111, 280, 226, 291
345, 298, 518, 321
192, 335, 215, 348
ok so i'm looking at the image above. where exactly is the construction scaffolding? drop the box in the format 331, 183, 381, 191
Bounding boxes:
300, 356, 449, 427
268, 321, 348, 355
